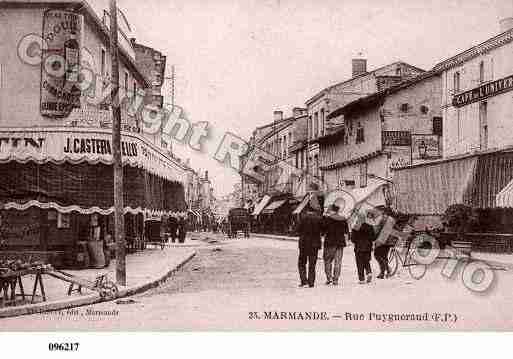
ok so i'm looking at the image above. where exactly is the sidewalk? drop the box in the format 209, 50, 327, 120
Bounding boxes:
0, 245, 196, 318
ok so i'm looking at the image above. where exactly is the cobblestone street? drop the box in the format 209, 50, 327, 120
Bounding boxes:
3, 236, 513, 330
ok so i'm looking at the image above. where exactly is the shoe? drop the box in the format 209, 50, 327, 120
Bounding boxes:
308, 284, 314, 288
358, 281, 365, 284
332, 281, 339, 286
377, 274, 384, 279
325, 280, 332, 285
366, 273, 372, 283
299, 283, 307, 288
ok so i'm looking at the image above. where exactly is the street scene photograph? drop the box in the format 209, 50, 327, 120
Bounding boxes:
2, 0, 513, 336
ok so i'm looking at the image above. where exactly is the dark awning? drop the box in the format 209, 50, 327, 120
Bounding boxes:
261, 199, 287, 215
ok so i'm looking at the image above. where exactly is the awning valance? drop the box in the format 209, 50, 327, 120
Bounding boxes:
252, 195, 271, 216
0, 127, 187, 183
261, 199, 287, 215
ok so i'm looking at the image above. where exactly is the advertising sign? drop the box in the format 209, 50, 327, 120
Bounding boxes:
41, 10, 83, 118
411, 134, 441, 160
382, 131, 411, 147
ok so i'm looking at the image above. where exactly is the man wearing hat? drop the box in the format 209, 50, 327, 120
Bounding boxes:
322, 204, 349, 286
297, 196, 323, 288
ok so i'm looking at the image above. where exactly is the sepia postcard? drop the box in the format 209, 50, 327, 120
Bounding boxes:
1, 0, 513, 337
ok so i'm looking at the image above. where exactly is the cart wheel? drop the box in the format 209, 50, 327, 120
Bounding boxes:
100, 281, 119, 300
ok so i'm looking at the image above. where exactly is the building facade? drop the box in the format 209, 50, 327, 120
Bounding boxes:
434, 23, 513, 157
0, 1, 187, 267
320, 71, 443, 192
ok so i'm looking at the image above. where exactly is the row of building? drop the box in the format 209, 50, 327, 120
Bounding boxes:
0, 0, 213, 267
241, 13, 513, 236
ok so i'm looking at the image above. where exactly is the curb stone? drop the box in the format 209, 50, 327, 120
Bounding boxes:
0, 251, 196, 319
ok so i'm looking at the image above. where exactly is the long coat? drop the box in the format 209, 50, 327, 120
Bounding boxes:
297, 211, 323, 251
351, 222, 376, 252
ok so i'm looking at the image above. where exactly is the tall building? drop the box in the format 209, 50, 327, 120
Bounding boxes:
0, 1, 187, 266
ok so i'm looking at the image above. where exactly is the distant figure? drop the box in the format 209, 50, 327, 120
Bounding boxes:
168, 215, 178, 243
322, 204, 349, 286
351, 211, 376, 284
178, 217, 187, 243
297, 206, 323, 288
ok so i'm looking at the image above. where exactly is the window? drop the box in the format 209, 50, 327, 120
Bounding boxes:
433, 117, 443, 136
320, 108, 325, 136
308, 116, 313, 139
101, 48, 106, 76
356, 124, 365, 144
480, 101, 488, 150
314, 112, 319, 138
479, 61, 485, 83
124, 72, 129, 94
359, 162, 368, 188
420, 105, 429, 114
454, 71, 460, 92
283, 135, 287, 158
133, 81, 137, 98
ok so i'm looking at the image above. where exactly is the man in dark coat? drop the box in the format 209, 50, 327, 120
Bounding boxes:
297, 207, 323, 288
178, 217, 187, 243
322, 204, 349, 286
168, 215, 178, 243
351, 211, 376, 284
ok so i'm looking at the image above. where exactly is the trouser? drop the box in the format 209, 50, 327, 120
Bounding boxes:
170, 231, 176, 243
374, 245, 391, 276
298, 247, 319, 286
355, 251, 372, 282
323, 246, 344, 283
178, 232, 186, 243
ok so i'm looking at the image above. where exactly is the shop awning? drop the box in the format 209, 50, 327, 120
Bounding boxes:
293, 193, 312, 215
261, 199, 287, 215
252, 195, 271, 216
391, 150, 513, 215
0, 128, 187, 183
496, 179, 513, 208
324, 179, 388, 219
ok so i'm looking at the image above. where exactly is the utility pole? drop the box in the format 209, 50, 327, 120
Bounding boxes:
109, 0, 126, 286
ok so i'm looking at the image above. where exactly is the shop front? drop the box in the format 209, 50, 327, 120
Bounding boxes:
391, 149, 513, 251
0, 128, 187, 268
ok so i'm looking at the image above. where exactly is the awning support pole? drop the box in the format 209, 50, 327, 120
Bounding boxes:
110, 0, 126, 286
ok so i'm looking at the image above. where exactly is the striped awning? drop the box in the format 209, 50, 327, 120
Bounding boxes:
392, 150, 513, 215
496, 179, 513, 208
252, 195, 271, 216
261, 199, 287, 215
293, 193, 312, 215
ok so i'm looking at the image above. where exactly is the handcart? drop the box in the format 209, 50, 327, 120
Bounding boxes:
44, 269, 119, 300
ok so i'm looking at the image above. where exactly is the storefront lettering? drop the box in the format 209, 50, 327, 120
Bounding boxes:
0, 137, 45, 149
453, 74, 513, 107
63, 137, 137, 156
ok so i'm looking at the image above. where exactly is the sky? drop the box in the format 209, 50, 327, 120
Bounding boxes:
105, 0, 508, 196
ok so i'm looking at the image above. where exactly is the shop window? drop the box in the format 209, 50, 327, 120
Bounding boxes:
454, 71, 460, 92
57, 213, 71, 229
359, 162, 368, 188
356, 125, 365, 144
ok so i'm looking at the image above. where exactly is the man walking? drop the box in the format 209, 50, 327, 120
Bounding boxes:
297, 204, 323, 288
351, 211, 376, 284
322, 204, 349, 286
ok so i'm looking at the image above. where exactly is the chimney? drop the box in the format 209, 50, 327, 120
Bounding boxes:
498, 1, 513, 32
273, 110, 283, 122
352, 58, 367, 78
292, 107, 307, 118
